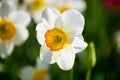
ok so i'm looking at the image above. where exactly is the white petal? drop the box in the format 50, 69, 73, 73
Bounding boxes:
0, 1, 16, 18
67, 0, 87, 12
32, 10, 42, 23
53, 51, 62, 61
56, 46, 75, 70
45, 0, 57, 5
61, 9, 85, 34
36, 57, 50, 70
55, 0, 67, 7
55, 16, 64, 27
71, 35, 88, 53
20, 66, 34, 80
36, 26, 45, 45
36, 19, 50, 45
77, 34, 84, 40
0, 41, 14, 58
13, 27, 29, 45
9, 11, 31, 28
41, 7, 60, 28
40, 44, 55, 64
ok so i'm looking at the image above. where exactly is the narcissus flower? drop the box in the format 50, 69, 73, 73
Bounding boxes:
36, 7, 87, 70
24, 0, 46, 11
20, 58, 49, 80
0, 1, 31, 58
22, 0, 56, 23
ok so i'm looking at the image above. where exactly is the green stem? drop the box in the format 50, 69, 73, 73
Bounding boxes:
86, 69, 91, 80
70, 68, 73, 80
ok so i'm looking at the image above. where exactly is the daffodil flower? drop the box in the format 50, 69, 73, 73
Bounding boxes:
0, 1, 31, 58
22, 0, 56, 23
20, 58, 49, 80
36, 7, 87, 70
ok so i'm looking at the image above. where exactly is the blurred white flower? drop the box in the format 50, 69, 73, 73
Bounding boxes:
21, 0, 86, 23
21, 0, 56, 23
36, 7, 87, 70
20, 58, 49, 80
0, 1, 31, 58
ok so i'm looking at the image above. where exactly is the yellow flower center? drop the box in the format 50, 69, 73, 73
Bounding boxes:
32, 69, 47, 80
0, 19, 16, 41
59, 6, 70, 13
45, 28, 68, 51
31, 0, 45, 11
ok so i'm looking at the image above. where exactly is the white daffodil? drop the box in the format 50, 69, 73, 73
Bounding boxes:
0, 1, 31, 58
20, 58, 49, 80
21, 0, 56, 23
36, 7, 87, 70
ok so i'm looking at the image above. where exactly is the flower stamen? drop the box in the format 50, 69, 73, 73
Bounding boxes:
0, 19, 16, 41
32, 69, 47, 80
59, 6, 70, 13
45, 28, 68, 51
31, 0, 45, 11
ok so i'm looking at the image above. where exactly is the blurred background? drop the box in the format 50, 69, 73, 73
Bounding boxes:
0, 0, 120, 80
